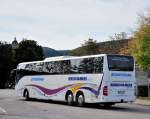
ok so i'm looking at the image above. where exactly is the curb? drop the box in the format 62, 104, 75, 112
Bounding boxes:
134, 99, 150, 106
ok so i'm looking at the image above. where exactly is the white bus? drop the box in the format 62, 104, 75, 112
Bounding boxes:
15, 54, 136, 107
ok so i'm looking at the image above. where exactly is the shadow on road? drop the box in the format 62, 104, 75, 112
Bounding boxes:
18, 98, 150, 114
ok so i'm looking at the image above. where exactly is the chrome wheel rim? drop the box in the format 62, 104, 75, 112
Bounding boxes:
67, 94, 73, 104
78, 95, 84, 105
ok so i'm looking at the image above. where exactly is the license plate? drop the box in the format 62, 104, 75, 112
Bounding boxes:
118, 90, 125, 94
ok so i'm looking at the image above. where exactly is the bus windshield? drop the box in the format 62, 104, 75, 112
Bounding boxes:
107, 55, 134, 71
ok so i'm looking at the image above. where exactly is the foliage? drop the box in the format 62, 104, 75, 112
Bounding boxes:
15, 39, 43, 63
0, 42, 14, 88
69, 38, 100, 56
119, 14, 150, 70
99, 39, 129, 54
70, 38, 130, 56
0, 39, 44, 88
119, 38, 133, 55
133, 15, 150, 70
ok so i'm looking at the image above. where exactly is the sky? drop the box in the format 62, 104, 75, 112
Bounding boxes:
0, 0, 150, 50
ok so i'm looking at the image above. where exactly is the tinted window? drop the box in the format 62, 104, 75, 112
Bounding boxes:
107, 55, 134, 71
44, 60, 71, 74
18, 56, 103, 76
70, 57, 103, 74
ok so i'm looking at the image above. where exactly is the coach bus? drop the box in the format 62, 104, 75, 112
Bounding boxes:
15, 54, 136, 107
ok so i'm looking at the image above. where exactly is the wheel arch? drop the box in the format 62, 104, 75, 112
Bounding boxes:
65, 90, 74, 101
75, 90, 84, 101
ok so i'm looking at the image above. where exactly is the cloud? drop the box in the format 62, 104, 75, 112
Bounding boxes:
0, 0, 150, 49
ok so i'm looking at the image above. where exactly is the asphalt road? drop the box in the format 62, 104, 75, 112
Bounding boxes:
0, 89, 150, 119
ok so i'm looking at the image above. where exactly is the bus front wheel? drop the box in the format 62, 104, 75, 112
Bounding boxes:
23, 89, 30, 101
76, 92, 85, 107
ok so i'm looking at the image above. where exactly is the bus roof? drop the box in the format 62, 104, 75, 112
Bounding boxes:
17, 54, 133, 69
44, 56, 77, 61
17, 54, 107, 69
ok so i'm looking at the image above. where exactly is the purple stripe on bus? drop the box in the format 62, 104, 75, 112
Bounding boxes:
26, 84, 71, 95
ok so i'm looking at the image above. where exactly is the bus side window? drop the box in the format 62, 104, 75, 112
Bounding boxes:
61, 60, 71, 74
78, 58, 94, 73
93, 57, 103, 73
70, 57, 104, 74
70, 59, 81, 74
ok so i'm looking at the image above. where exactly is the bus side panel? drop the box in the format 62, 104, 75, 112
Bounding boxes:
15, 74, 104, 103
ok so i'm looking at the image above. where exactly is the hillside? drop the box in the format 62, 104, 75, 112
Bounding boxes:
69, 39, 130, 56
43, 39, 130, 57
42, 47, 69, 58
98, 39, 130, 54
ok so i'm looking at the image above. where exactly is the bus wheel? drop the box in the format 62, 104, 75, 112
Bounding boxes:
24, 89, 30, 101
76, 92, 85, 107
66, 93, 74, 105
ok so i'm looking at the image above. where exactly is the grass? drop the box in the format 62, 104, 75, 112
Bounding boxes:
138, 96, 150, 101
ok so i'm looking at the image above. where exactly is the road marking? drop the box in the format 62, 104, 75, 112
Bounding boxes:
0, 107, 7, 114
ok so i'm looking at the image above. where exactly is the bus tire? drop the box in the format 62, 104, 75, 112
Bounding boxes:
76, 92, 85, 107
66, 92, 74, 106
23, 89, 30, 101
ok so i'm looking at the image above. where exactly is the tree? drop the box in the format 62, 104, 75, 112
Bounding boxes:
119, 38, 133, 55
15, 39, 43, 63
109, 32, 127, 41
0, 39, 43, 88
81, 38, 100, 55
69, 38, 100, 56
136, 37, 150, 70
118, 14, 150, 70
0, 42, 14, 88
130, 14, 150, 70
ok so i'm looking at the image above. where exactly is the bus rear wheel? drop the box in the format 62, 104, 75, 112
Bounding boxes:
66, 93, 74, 106
76, 92, 85, 107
